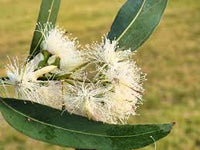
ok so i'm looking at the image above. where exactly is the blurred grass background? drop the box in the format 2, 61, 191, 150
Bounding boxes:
0, 0, 200, 150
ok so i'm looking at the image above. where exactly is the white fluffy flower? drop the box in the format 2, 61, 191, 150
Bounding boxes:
87, 39, 131, 67
1, 33, 145, 124
105, 91, 137, 124
64, 81, 116, 122
6, 55, 57, 83
4, 56, 59, 105
63, 80, 139, 124
14, 81, 62, 106
105, 61, 144, 101
39, 24, 82, 72
32, 81, 63, 107
83, 38, 145, 124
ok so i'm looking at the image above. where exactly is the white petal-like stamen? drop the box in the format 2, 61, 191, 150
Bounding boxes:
105, 61, 144, 101
4, 57, 60, 105
15, 80, 63, 107
86, 39, 132, 66
6, 57, 56, 83
64, 81, 117, 123
63, 79, 139, 124
39, 23, 83, 72
2, 33, 145, 124
83, 38, 145, 124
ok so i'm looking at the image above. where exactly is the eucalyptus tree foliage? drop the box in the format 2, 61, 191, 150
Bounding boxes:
0, 0, 172, 150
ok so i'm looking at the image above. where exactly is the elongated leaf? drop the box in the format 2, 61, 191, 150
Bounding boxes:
29, 0, 61, 59
0, 98, 173, 150
108, 0, 168, 51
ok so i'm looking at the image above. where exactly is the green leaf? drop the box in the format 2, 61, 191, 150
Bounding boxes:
107, 0, 168, 51
29, 0, 61, 59
0, 98, 173, 150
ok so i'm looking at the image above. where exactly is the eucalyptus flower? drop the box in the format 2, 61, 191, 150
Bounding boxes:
39, 23, 83, 72
1, 34, 145, 124
64, 81, 116, 123
4, 55, 59, 104
64, 39, 146, 124
86, 38, 145, 106
86, 39, 132, 67
0, 1, 172, 149
105, 61, 145, 101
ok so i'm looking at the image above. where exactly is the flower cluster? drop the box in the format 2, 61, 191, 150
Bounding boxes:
0, 24, 145, 124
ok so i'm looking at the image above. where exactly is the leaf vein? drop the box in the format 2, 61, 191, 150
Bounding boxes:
1, 99, 166, 138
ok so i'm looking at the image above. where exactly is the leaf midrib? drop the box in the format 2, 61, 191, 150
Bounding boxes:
116, 0, 146, 42
31, 0, 55, 56
1, 99, 166, 138
116, 0, 165, 43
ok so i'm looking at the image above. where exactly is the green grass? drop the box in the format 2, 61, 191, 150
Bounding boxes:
0, 0, 200, 150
